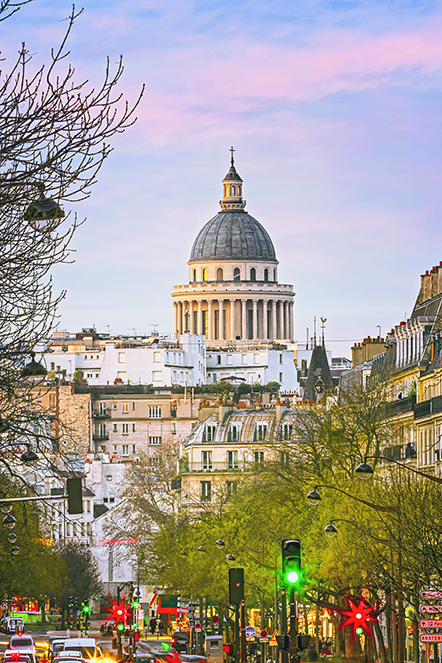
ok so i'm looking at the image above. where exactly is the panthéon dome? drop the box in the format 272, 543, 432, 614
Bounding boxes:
189, 148, 277, 263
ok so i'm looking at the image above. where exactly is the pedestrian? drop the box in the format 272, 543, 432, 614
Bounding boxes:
149, 616, 157, 635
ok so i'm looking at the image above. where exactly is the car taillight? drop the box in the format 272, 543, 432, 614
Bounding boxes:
171, 639, 175, 644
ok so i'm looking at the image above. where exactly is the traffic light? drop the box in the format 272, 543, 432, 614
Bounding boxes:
276, 635, 290, 651
229, 567, 244, 604
223, 644, 235, 657
68, 596, 74, 608
282, 539, 301, 585
82, 601, 91, 614
117, 622, 125, 632
67, 477, 83, 514
132, 597, 140, 609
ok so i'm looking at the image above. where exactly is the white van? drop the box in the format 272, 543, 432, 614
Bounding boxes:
62, 639, 101, 661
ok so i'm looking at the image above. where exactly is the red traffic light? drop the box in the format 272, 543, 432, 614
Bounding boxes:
223, 644, 235, 657
134, 632, 140, 642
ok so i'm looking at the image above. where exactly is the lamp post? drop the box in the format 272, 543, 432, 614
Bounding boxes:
356, 455, 442, 485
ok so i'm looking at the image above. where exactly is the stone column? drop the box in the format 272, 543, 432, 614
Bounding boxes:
263, 300, 268, 340
283, 302, 288, 339
272, 300, 277, 340
197, 301, 203, 336
253, 300, 258, 340
219, 300, 224, 341
289, 302, 294, 341
208, 300, 213, 341
177, 302, 182, 334
173, 302, 178, 337
242, 300, 247, 340
230, 300, 235, 340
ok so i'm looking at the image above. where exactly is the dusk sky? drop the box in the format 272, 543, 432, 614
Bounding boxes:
6, 0, 442, 356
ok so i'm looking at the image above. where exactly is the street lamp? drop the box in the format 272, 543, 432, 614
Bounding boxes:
324, 522, 338, 538
215, 539, 225, 549
24, 183, 65, 231
356, 455, 442, 485
21, 445, 39, 464
3, 514, 16, 529
306, 489, 321, 506
226, 554, 236, 564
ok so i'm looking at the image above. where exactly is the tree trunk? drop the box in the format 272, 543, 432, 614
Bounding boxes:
412, 605, 419, 663
386, 600, 394, 663
374, 620, 387, 663
315, 604, 320, 655
40, 599, 46, 623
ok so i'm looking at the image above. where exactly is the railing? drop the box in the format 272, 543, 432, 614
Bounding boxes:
180, 461, 260, 473
93, 434, 109, 442
92, 410, 111, 419
384, 395, 416, 417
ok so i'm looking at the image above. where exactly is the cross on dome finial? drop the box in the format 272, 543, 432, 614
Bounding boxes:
230, 145, 235, 166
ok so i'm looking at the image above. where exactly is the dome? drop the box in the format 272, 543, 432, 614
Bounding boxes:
189, 210, 277, 263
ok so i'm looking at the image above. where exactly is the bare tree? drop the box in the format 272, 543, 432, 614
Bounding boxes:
0, 2, 143, 489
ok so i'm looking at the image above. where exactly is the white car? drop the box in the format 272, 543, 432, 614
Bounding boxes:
3, 648, 37, 663
9, 634, 34, 650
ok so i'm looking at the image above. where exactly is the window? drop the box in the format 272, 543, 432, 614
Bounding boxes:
217, 355, 221, 365
118, 352, 126, 363
254, 424, 267, 441
133, 402, 136, 410
227, 355, 233, 365
152, 371, 162, 382
122, 445, 129, 456
110, 497, 115, 503
149, 436, 162, 445
122, 402, 129, 413
202, 268, 208, 281
202, 450, 213, 471
264, 268, 269, 282
122, 423, 129, 435
86, 500, 90, 513
113, 401, 117, 410
132, 423, 136, 432
233, 267, 240, 281
250, 267, 256, 281
274, 268, 277, 281
280, 354, 283, 364
103, 497, 108, 503
107, 475, 112, 481
254, 353, 260, 364
228, 425, 240, 442
113, 423, 118, 432
203, 425, 216, 442
227, 450, 238, 470
87, 523, 92, 535
217, 268, 223, 281
279, 372, 283, 382
149, 457, 160, 465
230, 184, 236, 195
66, 522, 71, 536
132, 445, 136, 454
153, 351, 161, 363
99, 402, 107, 415
171, 422, 177, 435
201, 481, 212, 502
242, 354, 247, 365
254, 451, 264, 463
283, 424, 293, 440
149, 406, 162, 418
49, 393, 56, 409
193, 269, 197, 281
226, 481, 237, 499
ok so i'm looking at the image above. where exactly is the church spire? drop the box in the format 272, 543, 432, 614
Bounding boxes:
220, 146, 246, 210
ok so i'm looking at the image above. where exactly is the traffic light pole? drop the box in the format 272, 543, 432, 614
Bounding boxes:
240, 601, 247, 663
289, 587, 298, 663
281, 590, 288, 663
234, 605, 240, 663
117, 586, 123, 661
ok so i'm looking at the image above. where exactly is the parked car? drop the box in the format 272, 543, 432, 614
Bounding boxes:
0, 618, 25, 635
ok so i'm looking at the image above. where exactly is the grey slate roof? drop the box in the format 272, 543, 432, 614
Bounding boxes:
190, 210, 277, 262
304, 344, 335, 402
223, 165, 243, 182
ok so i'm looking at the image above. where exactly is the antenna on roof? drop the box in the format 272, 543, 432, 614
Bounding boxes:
313, 316, 317, 347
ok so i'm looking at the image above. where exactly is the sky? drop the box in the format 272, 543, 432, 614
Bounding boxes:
5, 0, 442, 356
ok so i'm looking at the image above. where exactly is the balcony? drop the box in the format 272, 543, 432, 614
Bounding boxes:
180, 461, 252, 473
93, 434, 109, 442
92, 410, 111, 419
384, 395, 416, 417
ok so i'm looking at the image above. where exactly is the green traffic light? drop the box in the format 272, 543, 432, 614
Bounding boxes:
117, 623, 124, 631
356, 627, 363, 635
286, 571, 300, 584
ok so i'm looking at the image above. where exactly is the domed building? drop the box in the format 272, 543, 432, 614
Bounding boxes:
172, 151, 295, 347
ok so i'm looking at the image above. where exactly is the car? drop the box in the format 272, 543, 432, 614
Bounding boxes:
0, 618, 25, 635
49, 641, 66, 662
171, 633, 190, 654
3, 647, 37, 663
61, 639, 101, 661
9, 635, 34, 651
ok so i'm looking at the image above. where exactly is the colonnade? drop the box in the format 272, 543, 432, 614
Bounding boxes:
173, 298, 294, 342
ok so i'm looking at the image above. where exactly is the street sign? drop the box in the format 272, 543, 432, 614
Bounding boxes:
213, 615, 219, 624
420, 591, 442, 600
259, 638, 269, 643
421, 620, 442, 628
420, 606, 442, 613
245, 626, 256, 638
195, 622, 202, 632
269, 630, 279, 646
265, 614, 273, 619
420, 634, 442, 643
260, 630, 268, 639
188, 620, 195, 628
